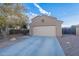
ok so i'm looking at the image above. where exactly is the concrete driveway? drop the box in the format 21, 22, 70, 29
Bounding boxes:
0, 36, 64, 56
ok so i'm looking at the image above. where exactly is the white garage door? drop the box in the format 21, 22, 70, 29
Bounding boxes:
33, 26, 56, 36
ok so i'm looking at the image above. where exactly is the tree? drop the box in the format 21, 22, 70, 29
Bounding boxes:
0, 16, 7, 38
0, 16, 6, 28
0, 3, 28, 38
7, 4, 28, 29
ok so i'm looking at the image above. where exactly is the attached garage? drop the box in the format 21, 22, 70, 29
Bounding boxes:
30, 15, 63, 37
33, 26, 56, 36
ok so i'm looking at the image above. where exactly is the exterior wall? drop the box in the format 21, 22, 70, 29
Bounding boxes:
56, 24, 62, 37
76, 26, 79, 36
30, 15, 63, 37
29, 24, 33, 35
31, 16, 62, 27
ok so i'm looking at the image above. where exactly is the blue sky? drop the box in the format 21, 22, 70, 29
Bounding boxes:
23, 3, 79, 27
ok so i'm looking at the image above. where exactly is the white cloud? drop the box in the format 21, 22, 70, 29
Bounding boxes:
34, 3, 51, 16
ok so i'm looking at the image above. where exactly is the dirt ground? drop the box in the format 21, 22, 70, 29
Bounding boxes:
58, 34, 79, 56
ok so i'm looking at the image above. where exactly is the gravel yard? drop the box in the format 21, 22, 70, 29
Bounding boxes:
58, 34, 79, 56
0, 35, 30, 48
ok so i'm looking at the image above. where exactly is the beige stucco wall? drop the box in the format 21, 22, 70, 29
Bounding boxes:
56, 24, 62, 37
76, 26, 79, 36
30, 15, 63, 37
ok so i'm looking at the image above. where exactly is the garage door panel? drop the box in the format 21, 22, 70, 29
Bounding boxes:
33, 26, 56, 36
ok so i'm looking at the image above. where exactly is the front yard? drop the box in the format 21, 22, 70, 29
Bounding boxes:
58, 34, 79, 56
1, 34, 79, 56
0, 34, 29, 48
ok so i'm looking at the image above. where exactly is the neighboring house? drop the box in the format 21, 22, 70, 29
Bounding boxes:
30, 15, 63, 37
62, 26, 76, 35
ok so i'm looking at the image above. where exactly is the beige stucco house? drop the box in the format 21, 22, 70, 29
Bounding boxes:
30, 15, 63, 37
